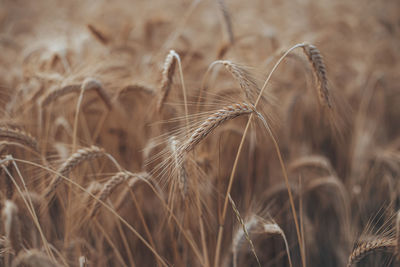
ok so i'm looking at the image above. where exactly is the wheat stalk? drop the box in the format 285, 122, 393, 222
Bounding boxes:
0, 127, 39, 152
347, 238, 395, 267
44, 146, 106, 198
302, 43, 331, 108
217, 0, 234, 44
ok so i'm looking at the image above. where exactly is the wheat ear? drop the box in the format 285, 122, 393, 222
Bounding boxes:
231, 214, 259, 267
197, 60, 260, 112
221, 61, 260, 101
217, 0, 234, 44
41, 84, 81, 107
11, 249, 57, 267
396, 211, 400, 261
261, 220, 293, 267
180, 102, 255, 155
2, 200, 22, 255
157, 50, 178, 112
302, 43, 331, 108
0, 127, 39, 152
44, 146, 105, 198
347, 238, 395, 267
91, 171, 149, 217
169, 136, 187, 197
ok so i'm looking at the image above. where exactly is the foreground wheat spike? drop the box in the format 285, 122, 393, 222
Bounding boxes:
45, 146, 105, 198
180, 102, 256, 154
91, 171, 149, 217
11, 249, 57, 267
347, 238, 395, 267
0, 127, 39, 152
41, 78, 112, 109
157, 50, 178, 112
302, 43, 331, 108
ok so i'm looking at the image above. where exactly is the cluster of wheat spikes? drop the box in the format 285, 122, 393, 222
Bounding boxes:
0, 0, 399, 266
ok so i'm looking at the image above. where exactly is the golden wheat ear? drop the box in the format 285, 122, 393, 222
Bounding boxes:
180, 102, 256, 155
44, 146, 106, 199
301, 43, 332, 108
2, 200, 22, 256
347, 238, 395, 267
90, 171, 131, 218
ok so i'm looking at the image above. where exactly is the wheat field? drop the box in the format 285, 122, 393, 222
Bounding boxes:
0, 0, 399, 266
